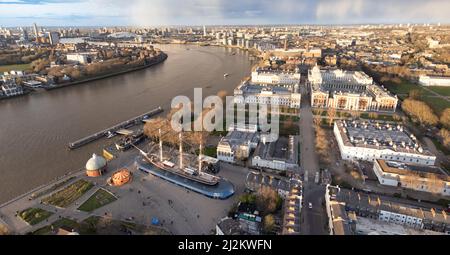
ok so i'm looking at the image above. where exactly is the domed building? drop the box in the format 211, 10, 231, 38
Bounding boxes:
85, 153, 107, 177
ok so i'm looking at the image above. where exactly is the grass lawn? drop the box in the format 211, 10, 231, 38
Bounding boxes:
0, 63, 32, 73
31, 218, 79, 235
77, 188, 117, 212
360, 113, 400, 122
19, 208, 53, 225
203, 147, 217, 158
383, 79, 431, 97
31, 176, 76, 200
428, 86, 450, 97
42, 179, 93, 208
422, 97, 450, 116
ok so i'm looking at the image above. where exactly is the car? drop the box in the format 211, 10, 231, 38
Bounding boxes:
308, 202, 313, 209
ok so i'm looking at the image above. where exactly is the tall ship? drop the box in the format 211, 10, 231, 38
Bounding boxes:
136, 131, 219, 186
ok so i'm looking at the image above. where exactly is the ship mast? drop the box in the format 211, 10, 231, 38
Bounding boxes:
198, 133, 202, 173
179, 132, 183, 169
159, 128, 163, 161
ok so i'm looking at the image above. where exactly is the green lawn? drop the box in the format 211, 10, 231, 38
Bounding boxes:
383, 79, 431, 97
203, 147, 217, 158
428, 86, 450, 97
0, 63, 31, 73
42, 179, 93, 208
31, 176, 76, 200
31, 218, 79, 235
19, 208, 53, 225
422, 97, 450, 116
383, 78, 450, 115
77, 188, 117, 212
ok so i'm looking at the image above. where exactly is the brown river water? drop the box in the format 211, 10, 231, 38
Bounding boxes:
0, 44, 255, 203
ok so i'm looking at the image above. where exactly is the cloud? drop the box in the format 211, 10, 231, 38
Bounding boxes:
0, 0, 449, 27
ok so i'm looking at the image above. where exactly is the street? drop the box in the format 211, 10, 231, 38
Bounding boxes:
298, 83, 328, 235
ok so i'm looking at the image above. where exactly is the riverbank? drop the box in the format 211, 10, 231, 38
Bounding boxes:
45, 52, 168, 91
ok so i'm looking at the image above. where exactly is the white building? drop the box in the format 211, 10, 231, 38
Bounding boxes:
234, 81, 301, 109
309, 65, 398, 112
1, 83, 23, 97
66, 53, 93, 64
251, 68, 301, 85
334, 120, 436, 166
373, 159, 450, 196
217, 125, 259, 163
418, 75, 450, 87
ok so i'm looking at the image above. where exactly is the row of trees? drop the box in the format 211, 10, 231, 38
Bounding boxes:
401, 98, 439, 126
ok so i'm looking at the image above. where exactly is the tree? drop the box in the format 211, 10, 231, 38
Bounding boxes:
327, 108, 337, 127
401, 99, 439, 126
263, 214, 276, 233
256, 186, 282, 216
440, 108, 450, 129
439, 129, 450, 148
409, 89, 422, 100
0, 224, 9, 235
368, 112, 378, 120
315, 125, 331, 166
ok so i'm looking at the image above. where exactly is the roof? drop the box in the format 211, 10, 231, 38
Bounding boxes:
335, 120, 434, 156
217, 217, 246, 235
245, 171, 290, 193
86, 153, 106, 171
376, 159, 450, 181
331, 187, 450, 225
253, 136, 298, 164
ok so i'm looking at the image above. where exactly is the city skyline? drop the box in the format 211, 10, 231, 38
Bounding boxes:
1, 0, 450, 27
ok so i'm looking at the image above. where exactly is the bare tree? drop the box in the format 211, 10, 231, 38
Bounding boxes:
327, 108, 337, 127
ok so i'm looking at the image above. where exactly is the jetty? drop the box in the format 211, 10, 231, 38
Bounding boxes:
68, 106, 163, 150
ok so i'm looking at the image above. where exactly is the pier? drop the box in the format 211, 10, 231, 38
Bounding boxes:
68, 106, 163, 150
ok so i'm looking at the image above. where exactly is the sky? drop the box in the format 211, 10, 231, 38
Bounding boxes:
1, 0, 450, 27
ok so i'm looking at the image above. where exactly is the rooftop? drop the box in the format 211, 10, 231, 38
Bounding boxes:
335, 120, 434, 156
253, 136, 298, 164
245, 171, 290, 193
329, 186, 450, 225
376, 159, 450, 181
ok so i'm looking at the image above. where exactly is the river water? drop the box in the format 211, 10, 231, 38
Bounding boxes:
0, 44, 254, 203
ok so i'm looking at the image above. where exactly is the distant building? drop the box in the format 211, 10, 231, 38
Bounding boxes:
334, 120, 436, 165
1, 82, 23, 97
251, 67, 301, 85
309, 65, 398, 112
234, 81, 301, 109
47, 32, 60, 45
373, 159, 450, 196
66, 53, 93, 64
419, 75, 450, 87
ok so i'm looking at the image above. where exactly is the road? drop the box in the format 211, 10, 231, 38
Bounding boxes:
298, 83, 328, 235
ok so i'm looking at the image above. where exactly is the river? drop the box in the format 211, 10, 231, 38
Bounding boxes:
0, 44, 255, 203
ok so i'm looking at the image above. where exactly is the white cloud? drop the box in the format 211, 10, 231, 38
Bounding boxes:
0, 0, 450, 26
